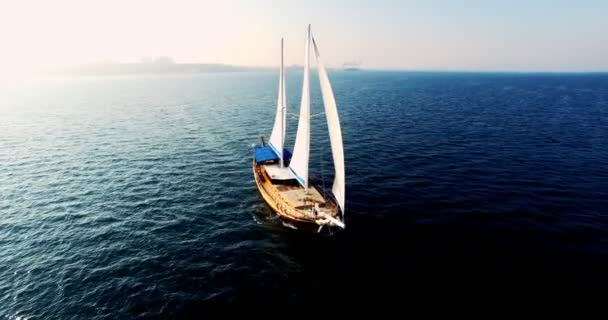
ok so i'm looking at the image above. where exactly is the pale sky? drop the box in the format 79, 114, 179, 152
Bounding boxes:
1, 0, 607, 72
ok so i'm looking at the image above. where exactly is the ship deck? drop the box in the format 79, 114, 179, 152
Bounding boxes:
274, 183, 326, 208
253, 162, 338, 221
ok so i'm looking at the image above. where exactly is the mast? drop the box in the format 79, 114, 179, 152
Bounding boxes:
269, 38, 287, 166
288, 24, 311, 191
279, 38, 285, 167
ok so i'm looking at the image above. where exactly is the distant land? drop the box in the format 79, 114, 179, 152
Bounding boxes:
29, 62, 605, 76
34, 57, 349, 76
42, 62, 269, 76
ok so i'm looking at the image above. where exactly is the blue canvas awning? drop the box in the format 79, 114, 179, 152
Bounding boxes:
254, 145, 292, 164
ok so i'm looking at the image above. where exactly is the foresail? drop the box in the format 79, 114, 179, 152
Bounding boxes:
268, 38, 286, 166
289, 26, 311, 189
312, 35, 346, 216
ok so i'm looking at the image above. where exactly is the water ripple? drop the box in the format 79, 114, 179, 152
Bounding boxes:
1, 72, 607, 316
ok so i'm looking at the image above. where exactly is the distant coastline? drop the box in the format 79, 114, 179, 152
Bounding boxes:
41, 62, 272, 76
31, 56, 354, 76
27, 62, 604, 77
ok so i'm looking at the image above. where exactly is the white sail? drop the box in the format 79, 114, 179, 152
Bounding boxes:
268, 38, 287, 167
312, 35, 346, 216
289, 25, 311, 189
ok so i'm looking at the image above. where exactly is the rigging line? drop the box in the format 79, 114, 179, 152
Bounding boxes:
286, 112, 325, 118
320, 136, 326, 192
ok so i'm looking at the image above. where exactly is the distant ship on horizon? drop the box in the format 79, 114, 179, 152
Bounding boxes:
342, 61, 362, 71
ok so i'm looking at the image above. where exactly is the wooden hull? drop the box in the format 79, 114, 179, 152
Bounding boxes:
251, 157, 342, 233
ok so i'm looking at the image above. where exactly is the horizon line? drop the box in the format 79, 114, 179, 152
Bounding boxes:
13, 61, 608, 75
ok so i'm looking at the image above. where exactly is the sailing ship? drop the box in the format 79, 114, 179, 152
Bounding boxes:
252, 25, 345, 233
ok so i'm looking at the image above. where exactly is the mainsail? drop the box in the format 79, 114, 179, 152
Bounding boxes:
289, 25, 311, 189
268, 38, 287, 167
312, 35, 346, 215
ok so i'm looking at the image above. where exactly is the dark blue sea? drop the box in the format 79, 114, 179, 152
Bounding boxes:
1, 71, 607, 317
